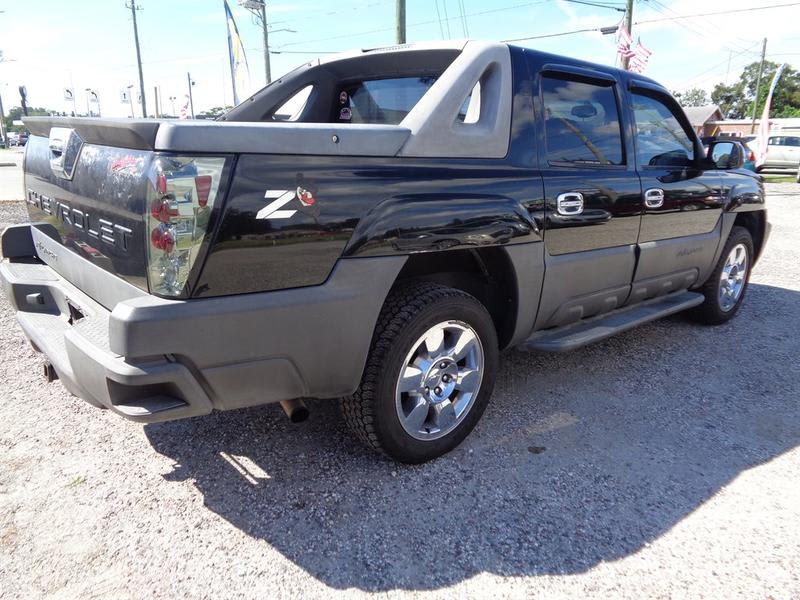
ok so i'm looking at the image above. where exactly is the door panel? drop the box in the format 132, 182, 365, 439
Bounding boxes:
629, 224, 721, 303
629, 89, 723, 299
535, 244, 635, 329
785, 136, 800, 167
637, 167, 724, 242
535, 72, 642, 330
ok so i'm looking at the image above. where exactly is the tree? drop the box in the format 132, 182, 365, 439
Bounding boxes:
196, 106, 233, 120
711, 81, 747, 119
711, 61, 800, 119
3, 106, 51, 133
674, 88, 710, 107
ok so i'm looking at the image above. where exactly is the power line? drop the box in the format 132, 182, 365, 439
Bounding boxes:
643, 0, 754, 54
635, 2, 800, 25
503, 25, 607, 42
564, 0, 625, 11
459, 0, 470, 36
434, 0, 446, 38
276, 0, 554, 49
442, 0, 452, 38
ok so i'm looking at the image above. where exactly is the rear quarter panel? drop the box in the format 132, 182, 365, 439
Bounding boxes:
194, 155, 543, 297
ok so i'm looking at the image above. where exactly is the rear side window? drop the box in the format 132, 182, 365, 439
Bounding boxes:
335, 77, 438, 125
632, 92, 695, 167
542, 76, 624, 166
786, 136, 800, 147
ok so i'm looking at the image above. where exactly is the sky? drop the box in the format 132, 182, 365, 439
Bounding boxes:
0, 0, 798, 119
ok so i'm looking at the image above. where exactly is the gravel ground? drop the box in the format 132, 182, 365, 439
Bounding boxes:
1, 184, 799, 599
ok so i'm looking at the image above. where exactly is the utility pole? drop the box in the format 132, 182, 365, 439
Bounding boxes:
239, 1, 279, 86
621, 0, 634, 70
259, 1, 271, 84
396, 0, 406, 44
187, 72, 195, 119
750, 37, 768, 134
0, 91, 7, 148
127, 0, 147, 118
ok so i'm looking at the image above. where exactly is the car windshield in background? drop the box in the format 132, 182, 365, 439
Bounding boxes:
337, 76, 438, 125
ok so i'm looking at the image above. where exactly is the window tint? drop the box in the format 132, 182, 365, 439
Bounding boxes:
542, 77, 624, 166
336, 77, 437, 125
631, 93, 695, 167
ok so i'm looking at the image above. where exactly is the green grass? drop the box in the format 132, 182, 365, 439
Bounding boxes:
762, 174, 797, 183
65, 475, 87, 489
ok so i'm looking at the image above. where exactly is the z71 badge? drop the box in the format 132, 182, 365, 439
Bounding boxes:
256, 185, 319, 221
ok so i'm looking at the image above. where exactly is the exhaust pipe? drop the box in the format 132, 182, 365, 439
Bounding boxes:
279, 398, 309, 423
43, 362, 58, 382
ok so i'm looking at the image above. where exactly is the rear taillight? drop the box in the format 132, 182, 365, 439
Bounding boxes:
146, 156, 226, 296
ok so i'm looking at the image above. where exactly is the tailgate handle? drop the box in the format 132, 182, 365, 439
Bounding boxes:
49, 138, 65, 156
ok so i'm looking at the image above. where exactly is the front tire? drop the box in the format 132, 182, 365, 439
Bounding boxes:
695, 226, 754, 325
341, 282, 499, 464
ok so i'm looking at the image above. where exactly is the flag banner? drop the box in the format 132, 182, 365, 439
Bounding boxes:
225, 0, 250, 105
629, 38, 653, 73
180, 96, 190, 120
617, 27, 634, 60
755, 63, 788, 167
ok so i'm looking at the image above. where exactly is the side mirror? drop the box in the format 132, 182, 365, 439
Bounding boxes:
707, 141, 744, 170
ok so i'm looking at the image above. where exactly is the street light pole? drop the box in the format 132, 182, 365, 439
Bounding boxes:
126, 85, 135, 118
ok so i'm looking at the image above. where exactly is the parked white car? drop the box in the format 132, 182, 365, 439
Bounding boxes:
747, 134, 800, 170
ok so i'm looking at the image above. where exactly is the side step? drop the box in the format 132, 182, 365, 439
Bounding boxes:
523, 291, 705, 353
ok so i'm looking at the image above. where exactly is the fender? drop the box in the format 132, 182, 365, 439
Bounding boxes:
721, 170, 766, 213
342, 193, 540, 257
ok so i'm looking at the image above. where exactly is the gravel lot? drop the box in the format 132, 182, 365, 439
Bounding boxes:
1, 184, 799, 599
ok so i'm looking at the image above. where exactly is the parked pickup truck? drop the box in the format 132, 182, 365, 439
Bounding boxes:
1, 41, 768, 463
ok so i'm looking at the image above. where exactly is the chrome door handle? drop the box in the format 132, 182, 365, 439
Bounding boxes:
644, 188, 665, 209
556, 192, 584, 216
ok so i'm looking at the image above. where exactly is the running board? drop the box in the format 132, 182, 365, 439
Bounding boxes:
523, 291, 705, 353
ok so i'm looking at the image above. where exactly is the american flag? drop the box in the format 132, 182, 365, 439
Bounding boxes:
617, 27, 634, 59
755, 64, 788, 167
629, 38, 653, 73
179, 96, 190, 120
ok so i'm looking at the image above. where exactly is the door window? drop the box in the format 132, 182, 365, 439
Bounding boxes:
541, 76, 624, 166
631, 93, 695, 167
785, 136, 800, 147
768, 136, 783, 146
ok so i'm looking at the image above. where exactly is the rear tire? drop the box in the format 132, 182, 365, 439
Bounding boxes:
341, 282, 498, 464
694, 226, 753, 325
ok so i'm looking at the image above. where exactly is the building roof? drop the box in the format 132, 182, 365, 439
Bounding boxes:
683, 104, 724, 127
